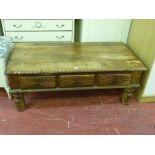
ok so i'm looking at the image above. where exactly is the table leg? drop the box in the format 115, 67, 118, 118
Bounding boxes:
12, 93, 26, 111
121, 88, 135, 105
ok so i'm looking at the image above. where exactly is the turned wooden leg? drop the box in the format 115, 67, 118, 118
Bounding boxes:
121, 88, 135, 105
12, 93, 26, 111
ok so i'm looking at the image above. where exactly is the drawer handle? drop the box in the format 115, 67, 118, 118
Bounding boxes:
74, 79, 81, 86
56, 35, 64, 39
56, 24, 64, 28
111, 79, 117, 85
14, 36, 24, 40
35, 22, 42, 28
13, 24, 22, 28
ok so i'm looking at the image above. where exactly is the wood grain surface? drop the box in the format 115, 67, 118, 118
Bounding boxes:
59, 74, 95, 87
97, 73, 132, 86
19, 75, 56, 89
6, 42, 147, 74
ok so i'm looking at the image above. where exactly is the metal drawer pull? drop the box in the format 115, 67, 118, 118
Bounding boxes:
13, 24, 22, 28
35, 22, 42, 28
56, 35, 64, 39
56, 24, 64, 28
111, 79, 117, 85
14, 36, 24, 40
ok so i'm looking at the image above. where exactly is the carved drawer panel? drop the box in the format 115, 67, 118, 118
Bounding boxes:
9, 75, 56, 89
97, 73, 132, 87
19, 75, 56, 89
59, 74, 95, 88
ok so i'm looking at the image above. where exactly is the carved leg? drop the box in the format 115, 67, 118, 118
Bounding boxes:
12, 93, 26, 111
121, 88, 135, 105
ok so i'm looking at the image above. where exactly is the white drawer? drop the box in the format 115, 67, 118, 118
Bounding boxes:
5, 31, 73, 42
3, 20, 73, 31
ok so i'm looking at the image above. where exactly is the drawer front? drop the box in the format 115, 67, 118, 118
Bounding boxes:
97, 73, 132, 87
59, 74, 95, 88
9, 75, 56, 89
3, 20, 73, 31
5, 31, 72, 42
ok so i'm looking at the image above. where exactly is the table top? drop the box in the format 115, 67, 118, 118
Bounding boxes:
6, 42, 147, 74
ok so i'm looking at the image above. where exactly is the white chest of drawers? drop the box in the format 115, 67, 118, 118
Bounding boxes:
2, 19, 74, 42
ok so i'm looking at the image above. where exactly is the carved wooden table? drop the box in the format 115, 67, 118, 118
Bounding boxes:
6, 42, 147, 111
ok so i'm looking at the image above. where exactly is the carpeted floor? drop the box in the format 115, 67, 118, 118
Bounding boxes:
0, 88, 155, 135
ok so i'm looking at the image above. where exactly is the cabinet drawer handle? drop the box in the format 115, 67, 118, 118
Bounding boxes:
56, 24, 64, 28
13, 24, 22, 28
56, 35, 64, 39
14, 36, 24, 40
74, 78, 81, 86
111, 79, 117, 85
35, 22, 42, 28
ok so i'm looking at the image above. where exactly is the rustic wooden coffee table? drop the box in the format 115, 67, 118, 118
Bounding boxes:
6, 42, 147, 111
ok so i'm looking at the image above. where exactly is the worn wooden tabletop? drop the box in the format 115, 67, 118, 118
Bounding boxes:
6, 42, 147, 74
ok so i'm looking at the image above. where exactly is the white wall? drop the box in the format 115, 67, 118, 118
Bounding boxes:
127, 20, 155, 99
80, 19, 131, 43
143, 60, 155, 96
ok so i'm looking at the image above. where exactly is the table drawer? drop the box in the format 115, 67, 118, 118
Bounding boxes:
20, 75, 56, 89
9, 75, 56, 89
97, 73, 132, 87
59, 74, 95, 88
5, 31, 72, 42
3, 20, 73, 31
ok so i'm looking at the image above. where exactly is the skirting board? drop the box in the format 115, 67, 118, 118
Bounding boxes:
135, 86, 155, 103
139, 96, 155, 103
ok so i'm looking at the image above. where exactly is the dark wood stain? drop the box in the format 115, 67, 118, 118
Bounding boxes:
6, 42, 147, 111
6, 42, 147, 74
